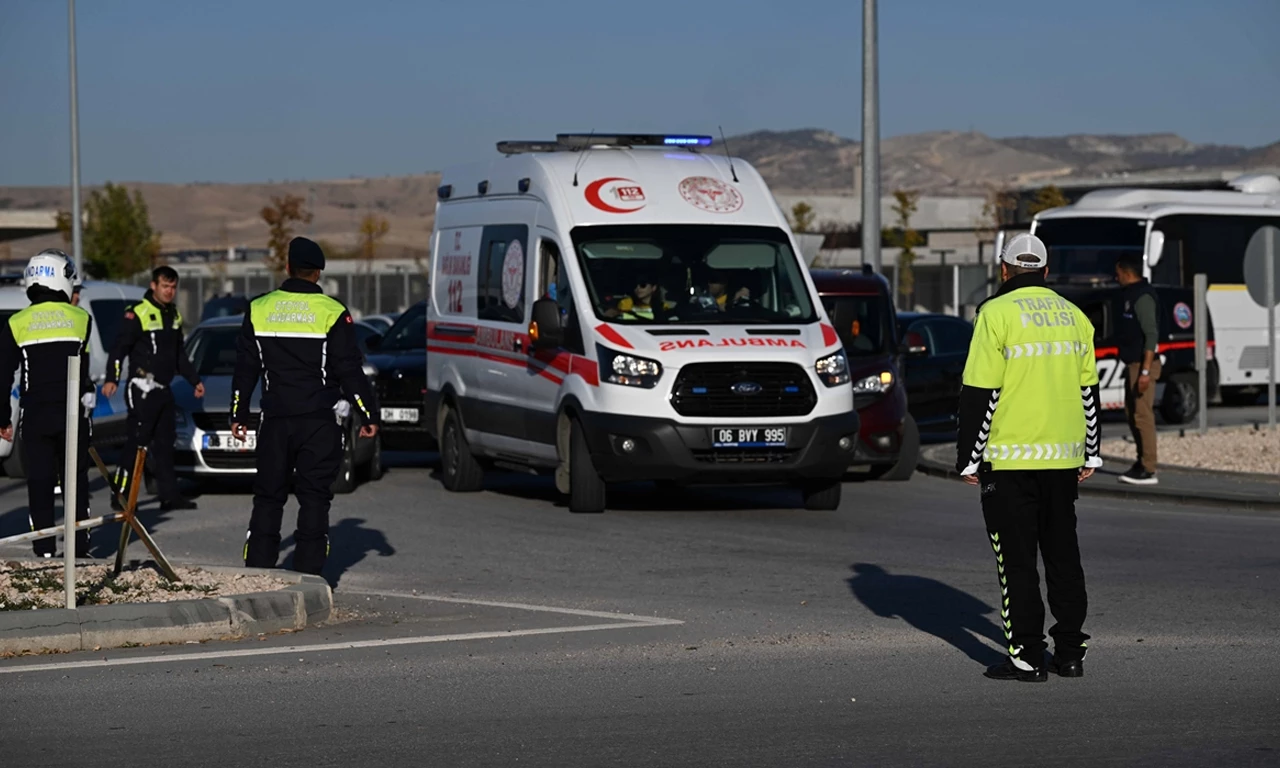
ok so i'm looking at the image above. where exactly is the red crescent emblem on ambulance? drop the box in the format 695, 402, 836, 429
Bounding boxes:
585, 177, 646, 214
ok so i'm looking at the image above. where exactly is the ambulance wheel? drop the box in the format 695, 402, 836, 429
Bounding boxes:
871, 414, 919, 482
800, 480, 842, 511
440, 406, 484, 493
1159, 373, 1198, 424
568, 418, 606, 514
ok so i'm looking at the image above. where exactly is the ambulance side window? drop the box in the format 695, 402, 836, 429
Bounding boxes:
476, 224, 527, 325
538, 239, 584, 354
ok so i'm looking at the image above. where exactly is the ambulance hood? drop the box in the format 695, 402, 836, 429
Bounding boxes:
591, 321, 842, 368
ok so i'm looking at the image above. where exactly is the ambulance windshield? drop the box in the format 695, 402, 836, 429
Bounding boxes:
571, 224, 818, 324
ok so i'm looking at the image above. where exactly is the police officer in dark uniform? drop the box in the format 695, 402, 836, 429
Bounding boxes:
103, 265, 204, 511
230, 237, 378, 575
0, 249, 95, 557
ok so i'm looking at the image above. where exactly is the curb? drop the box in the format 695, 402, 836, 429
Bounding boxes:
0, 566, 332, 656
916, 445, 1280, 512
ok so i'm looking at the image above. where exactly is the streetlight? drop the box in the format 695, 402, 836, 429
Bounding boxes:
861, 0, 880, 275
68, 0, 83, 278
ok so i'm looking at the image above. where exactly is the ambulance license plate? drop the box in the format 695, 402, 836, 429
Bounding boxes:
710, 427, 789, 448
204, 431, 256, 451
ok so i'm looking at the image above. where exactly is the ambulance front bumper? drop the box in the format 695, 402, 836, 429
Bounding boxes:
578, 409, 860, 484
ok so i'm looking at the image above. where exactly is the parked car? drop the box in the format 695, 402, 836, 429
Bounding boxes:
896, 311, 974, 439
365, 301, 429, 451
811, 267, 918, 481
201, 294, 249, 322
171, 315, 383, 493
353, 321, 383, 354
0, 277, 145, 477
359, 313, 399, 334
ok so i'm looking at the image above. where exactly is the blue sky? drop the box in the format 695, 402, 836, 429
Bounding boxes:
2, 0, 1277, 186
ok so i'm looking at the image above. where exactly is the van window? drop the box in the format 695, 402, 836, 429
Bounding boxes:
90, 299, 132, 350
571, 224, 818, 324
537, 239, 583, 354
477, 224, 527, 325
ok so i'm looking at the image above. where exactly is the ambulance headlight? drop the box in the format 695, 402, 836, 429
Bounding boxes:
853, 371, 894, 394
598, 345, 662, 388
815, 351, 850, 387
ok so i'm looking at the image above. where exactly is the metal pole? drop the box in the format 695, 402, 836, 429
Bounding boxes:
1267, 227, 1276, 431
953, 263, 961, 317
861, 0, 880, 274
1195, 273, 1207, 435
64, 356, 80, 609
68, 0, 83, 278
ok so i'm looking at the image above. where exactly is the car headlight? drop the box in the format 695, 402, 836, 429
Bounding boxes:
362, 363, 378, 378
815, 350, 850, 387
597, 345, 662, 388
853, 371, 895, 394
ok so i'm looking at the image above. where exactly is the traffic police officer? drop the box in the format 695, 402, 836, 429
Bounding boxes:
0, 250, 96, 557
230, 237, 378, 575
955, 233, 1103, 682
103, 265, 204, 511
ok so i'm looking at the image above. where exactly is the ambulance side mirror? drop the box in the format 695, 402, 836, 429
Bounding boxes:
1147, 230, 1165, 268
529, 298, 564, 351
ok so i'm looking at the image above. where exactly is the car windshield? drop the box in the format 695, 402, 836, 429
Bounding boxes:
190, 327, 239, 376
821, 294, 891, 357
570, 224, 818, 325
1035, 217, 1147, 278
378, 304, 426, 351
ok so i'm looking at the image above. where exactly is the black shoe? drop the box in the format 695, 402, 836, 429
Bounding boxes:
1050, 657, 1085, 677
160, 498, 198, 511
1119, 466, 1158, 485
984, 660, 1047, 682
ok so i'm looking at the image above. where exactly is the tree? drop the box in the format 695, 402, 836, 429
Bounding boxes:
884, 189, 924, 304
788, 201, 816, 232
56, 182, 162, 279
358, 213, 391, 310
1028, 185, 1069, 215
260, 194, 313, 276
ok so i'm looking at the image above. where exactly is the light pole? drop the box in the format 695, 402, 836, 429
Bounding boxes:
68, 0, 84, 278
861, 0, 881, 274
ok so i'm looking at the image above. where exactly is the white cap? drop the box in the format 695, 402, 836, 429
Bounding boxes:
1002, 233, 1048, 269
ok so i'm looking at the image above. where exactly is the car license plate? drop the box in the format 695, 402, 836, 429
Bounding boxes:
710, 426, 789, 448
203, 431, 256, 451
381, 407, 420, 423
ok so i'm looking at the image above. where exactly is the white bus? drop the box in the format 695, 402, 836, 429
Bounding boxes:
1023, 173, 1280, 405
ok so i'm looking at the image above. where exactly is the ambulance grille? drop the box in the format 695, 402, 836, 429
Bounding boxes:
670, 362, 816, 418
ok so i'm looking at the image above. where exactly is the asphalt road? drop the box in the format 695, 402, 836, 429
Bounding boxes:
2, 450, 1279, 767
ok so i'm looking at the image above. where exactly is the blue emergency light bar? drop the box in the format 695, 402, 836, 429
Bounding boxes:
555, 133, 714, 149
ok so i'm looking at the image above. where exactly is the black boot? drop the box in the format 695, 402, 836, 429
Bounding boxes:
984, 659, 1047, 682
1050, 657, 1085, 677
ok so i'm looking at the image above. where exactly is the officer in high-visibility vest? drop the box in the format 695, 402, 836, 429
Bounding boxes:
955, 233, 1103, 683
230, 237, 379, 575
0, 250, 96, 558
103, 265, 204, 511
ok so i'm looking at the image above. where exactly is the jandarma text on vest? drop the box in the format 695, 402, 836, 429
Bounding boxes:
1010, 296, 1078, 329
267, 300, 317, 325
24, 310, 75, 331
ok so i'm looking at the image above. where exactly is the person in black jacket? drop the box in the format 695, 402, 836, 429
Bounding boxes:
231, 237, 378, 575
103, 266, 204, 511
1114, 253, 1161, 485
0, 250, 95, 557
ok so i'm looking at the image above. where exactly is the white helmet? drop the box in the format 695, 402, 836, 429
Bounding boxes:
24, 248, 76, 299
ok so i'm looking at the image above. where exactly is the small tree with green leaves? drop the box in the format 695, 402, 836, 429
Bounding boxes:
789, 201, 816, 232
1028, 185, 1069, 215
884, 189, 924, 304
260, 194, 313, 277
56, 182, 162, 279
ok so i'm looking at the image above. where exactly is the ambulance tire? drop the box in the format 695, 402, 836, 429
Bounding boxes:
568, 418, 606, 514
800, 480, 842, 511
871, 414, 919, 482
440, 406, 484, 493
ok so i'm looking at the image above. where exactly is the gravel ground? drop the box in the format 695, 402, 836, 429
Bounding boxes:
1101, 424, 1280, 474
0, 561, 290, 611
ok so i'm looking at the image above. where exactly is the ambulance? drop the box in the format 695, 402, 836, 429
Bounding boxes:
425, 133, 860, 513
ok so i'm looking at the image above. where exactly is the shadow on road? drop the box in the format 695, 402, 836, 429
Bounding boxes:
282, 517, 395, 588
846, 563, 1005, 666
459, 470, 809, 513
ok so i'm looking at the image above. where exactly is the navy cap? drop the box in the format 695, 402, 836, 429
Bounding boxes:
288, 237, 326, 271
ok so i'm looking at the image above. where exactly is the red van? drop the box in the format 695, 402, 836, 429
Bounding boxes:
811, 267, 919, 481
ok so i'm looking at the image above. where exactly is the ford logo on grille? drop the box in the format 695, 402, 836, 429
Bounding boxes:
731, 381, 763, 395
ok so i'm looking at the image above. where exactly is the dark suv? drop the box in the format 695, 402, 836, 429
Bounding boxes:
365, 301, 430, 450
811, 268, 918, 481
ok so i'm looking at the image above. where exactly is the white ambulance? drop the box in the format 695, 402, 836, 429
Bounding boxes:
425, 133, 860, 513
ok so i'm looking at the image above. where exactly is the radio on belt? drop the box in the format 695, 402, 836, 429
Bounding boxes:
426, 129, 861, 513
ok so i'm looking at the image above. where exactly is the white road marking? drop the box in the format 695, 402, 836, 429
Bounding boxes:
0, 591, 683, 676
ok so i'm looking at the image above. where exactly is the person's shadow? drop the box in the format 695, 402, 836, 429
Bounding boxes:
281, 517, 394, 588
846, 563, 1005, 666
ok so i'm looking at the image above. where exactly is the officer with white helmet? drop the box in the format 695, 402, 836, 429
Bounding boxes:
0, 249, 96, 557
